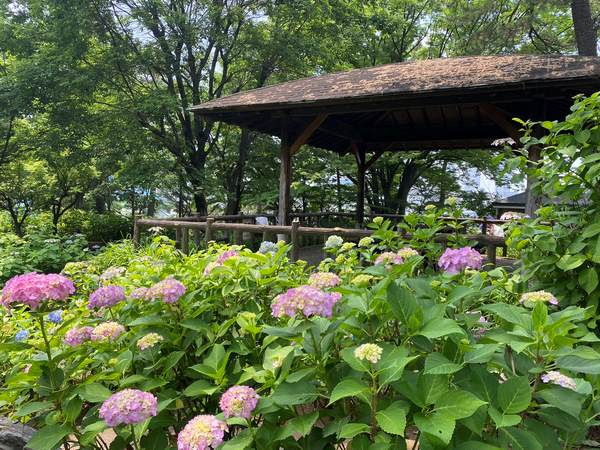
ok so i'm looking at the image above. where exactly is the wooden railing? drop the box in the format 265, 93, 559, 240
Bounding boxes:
133, 216, 506, 265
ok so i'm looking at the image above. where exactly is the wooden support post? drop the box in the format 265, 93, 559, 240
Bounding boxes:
181, 227, 189, 254
133, 215, 141, 247
525, 145, 542, 217
353, 142, 367, 229
205, 217, 215, 244
175, 227, 181, 249
278, 136, 292, 227
291, 219, 300, 261
486, 242, 497, 265
234, 228, 243, 245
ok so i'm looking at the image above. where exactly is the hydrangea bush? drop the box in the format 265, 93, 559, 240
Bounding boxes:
0, 221, 599, 450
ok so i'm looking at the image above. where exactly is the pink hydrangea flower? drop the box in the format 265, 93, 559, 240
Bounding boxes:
374, 252, 404, 266
271, 285, 342, 318
88, 285, 126, 309
99, 389, 157, 427
1, 273, 75, 309
519, 290, 558, 308
308, 272, 341, 289
91, 322, 125, 342
204, 250, 239, 275
438, 247, 483, 274
219, 386, 259, 419
177, 415, 228, 450
541, 371, 577, 390
146, 278, 186, 303
63, 326, 94, 346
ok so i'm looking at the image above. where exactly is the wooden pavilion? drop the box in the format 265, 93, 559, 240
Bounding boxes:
191, 55, 600, 227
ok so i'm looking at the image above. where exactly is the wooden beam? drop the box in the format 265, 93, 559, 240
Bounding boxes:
479, 104, 521, 142
365, 149, 386, 170
320, 118, 364, 142
278, 129, 292, 229
354, 143, 367, 229
289, 114, 328, 155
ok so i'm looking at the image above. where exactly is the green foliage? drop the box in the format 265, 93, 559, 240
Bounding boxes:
58, 210, 131, 243
507, 93, 600, 309
0, 225, 596, 449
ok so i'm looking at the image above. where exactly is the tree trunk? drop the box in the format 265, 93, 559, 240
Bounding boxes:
225, 128, 252, 215
147, 189, 156, 217
395, 161, 420, 216
95, 194, 106, 213
572, 0, 598, 55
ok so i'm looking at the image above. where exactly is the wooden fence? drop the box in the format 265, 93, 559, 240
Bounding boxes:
133, 216, 506, 265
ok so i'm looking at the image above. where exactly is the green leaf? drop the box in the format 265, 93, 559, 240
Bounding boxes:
556, 254, 586, 271
424, 353, 462, 375
329, 378, 370, 405
537, 386, 585, 418
498, 376, 531, 414
414, 412, 455, 445
26, 424, 71, 450
556, 346, 600, 374
531, 301, 548, 329
418, 374, 448, 406
458, 442, 503, 450
341, 347, 371, 373
127, 315, 165, 327
180, 318, 209, 332
77, 383, 112, 403
419, 317, 465, 340
434, 390, 486, 419
375, 401, 407, 436
482, 303, 529, 329
183, 379, 220, 397
220, 429, 253, 449
14, 401, 53, 417
464, 344, 500, 364
338, 423, 370, 439
499, 427, 543, 450
581, 222, 600, 239
579, 268, 599, 294
488, 406, 521, 428
270, 381, 317, 406
387, 282, 418, 324
276, 411, 319, 441
377, 345, 417, 386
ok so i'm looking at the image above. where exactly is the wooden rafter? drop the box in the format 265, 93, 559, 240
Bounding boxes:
479, 104, 521, 142
289, 114, 328, 155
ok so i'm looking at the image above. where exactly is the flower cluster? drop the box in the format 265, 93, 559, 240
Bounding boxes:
340, 242, 356, 252
99, 389, 158, 427
519, 290, 559, 308
473, 316, 489, 340
88, 285, 126, 309
204, 250, 239, 275
258, 241, 279, 255
129, 287, 148, 300
358, 237, 374, 248
15, 330, 29, 342
308, 272, 341, 289
397, 247, 419, 259
47, 310, 63, 324
541, 371, 577, 390
99, 266, 126, 284
324, 235, 343, 249
177, 415, 228, 450
146, 278, 186, 304
372, 216, 384, 225
354, 343, 383, 364
137, 333, 164, 351
63, 326, 94, 346
1, 273, 75, 310
271, 285, 342, 318
219, 386, 259, 419
438, 247, 483, 274
90, 322, 126, 342
374, 252, 404, 266
351, 274, 374, 287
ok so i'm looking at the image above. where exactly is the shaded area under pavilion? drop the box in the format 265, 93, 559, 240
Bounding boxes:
191, 55, 600, 227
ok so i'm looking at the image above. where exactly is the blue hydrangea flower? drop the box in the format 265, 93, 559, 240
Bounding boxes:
15, 330, 29, 342
47, 310, 63, 324
258, 241, 278, 255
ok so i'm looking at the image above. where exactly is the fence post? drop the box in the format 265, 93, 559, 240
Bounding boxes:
486, 242, 497, 265
133, 215, 141, 248
181, 227, 189, 255
291, 219, 300, 261
175, 227, 182, 249
193, 213, 202, 247
234, 226, 243, 245
205, 217, 215, 244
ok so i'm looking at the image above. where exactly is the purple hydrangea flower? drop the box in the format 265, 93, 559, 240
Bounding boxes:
177, 415, 227, 450
219, 385, 259, 419
129, 287, 149, 300
145, 278, 186, 304
63, 326, 94, 346
308, 272, 341, 289
438, 247, 483, 274
271, 285, 342, 318
1, 273, 75, 310
374, 252, 403, 266
15, 330, 29, 342
541, 371, 577, 390
47, 310, 63, 324
88, 285, 126, 309
99, 389, 158, 427
217, 250, 238, 264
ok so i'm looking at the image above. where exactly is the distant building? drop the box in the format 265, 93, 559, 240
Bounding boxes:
492, 192, 526, 218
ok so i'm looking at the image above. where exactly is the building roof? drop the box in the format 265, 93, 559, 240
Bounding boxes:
191, 55, 600, 154
492, 192, 527, 207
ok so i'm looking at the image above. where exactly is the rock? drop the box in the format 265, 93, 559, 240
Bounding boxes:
0, 417, 35, 450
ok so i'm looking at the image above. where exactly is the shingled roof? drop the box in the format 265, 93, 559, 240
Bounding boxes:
191, 55, 600, 153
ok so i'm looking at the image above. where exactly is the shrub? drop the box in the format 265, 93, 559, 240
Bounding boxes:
0, 226, 598, 449
58, 210, 131, 243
